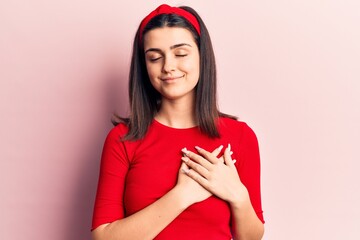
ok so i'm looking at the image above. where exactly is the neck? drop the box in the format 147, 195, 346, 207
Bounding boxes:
155, 96, 196, 128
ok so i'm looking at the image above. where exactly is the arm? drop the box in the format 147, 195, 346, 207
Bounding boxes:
230, 125, 265, 240
92, 161, 213, 240
229, 194, 264, 240
92, 184, 191, 240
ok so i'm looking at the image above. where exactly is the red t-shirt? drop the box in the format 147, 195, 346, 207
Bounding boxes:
92, 117, 264, 239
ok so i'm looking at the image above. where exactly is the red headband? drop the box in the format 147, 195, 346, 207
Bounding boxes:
139, 4, 201, 42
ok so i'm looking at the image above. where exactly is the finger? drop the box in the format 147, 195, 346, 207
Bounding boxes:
181, 157, 210, 179
180, 161, 190, 173
183, 167, 209, 189
194, 146, 219, 164
219, 151, 233, 163
181, 147, 189, 157
223, 143, 235, 167
181, 148, 196, 167
182, 148, 213, 170
211, 145, 223, 157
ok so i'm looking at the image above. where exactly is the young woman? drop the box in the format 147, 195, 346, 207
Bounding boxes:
92, 4, 265, 240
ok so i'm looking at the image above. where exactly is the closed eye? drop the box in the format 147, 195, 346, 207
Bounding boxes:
149, 57, 162, 62
176, 54, 188, 57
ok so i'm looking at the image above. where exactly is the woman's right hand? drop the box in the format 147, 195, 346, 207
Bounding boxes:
175, 145, 224, 206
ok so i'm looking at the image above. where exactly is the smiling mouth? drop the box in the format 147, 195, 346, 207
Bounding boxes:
160, 75, 185, 81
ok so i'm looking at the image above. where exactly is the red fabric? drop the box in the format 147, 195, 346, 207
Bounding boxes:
139, 4, 201, 42
92, 117, 264, 239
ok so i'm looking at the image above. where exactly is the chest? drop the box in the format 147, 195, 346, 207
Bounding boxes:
123, 130, 230, 214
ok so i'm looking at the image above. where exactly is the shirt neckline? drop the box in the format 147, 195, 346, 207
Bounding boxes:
153, 119, 199, 131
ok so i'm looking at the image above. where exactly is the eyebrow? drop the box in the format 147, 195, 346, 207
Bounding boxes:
145, 43, 192, 54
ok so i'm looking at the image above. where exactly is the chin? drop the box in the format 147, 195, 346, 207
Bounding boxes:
161, 90, 196, 101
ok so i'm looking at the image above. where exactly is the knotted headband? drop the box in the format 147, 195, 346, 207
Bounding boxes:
139, 4, 201, 42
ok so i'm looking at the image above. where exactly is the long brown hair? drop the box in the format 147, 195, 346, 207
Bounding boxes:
113, 6, 236, 140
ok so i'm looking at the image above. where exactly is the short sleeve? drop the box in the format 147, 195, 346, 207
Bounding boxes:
236, 123, 265, 223
91, 126, 130, 230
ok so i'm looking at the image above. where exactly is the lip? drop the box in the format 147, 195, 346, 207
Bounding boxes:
160, 75, 185, 81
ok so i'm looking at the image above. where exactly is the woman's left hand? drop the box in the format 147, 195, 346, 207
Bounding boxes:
181, 144, 249, 205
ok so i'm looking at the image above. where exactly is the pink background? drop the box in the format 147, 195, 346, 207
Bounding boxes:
1, 1, 359, 239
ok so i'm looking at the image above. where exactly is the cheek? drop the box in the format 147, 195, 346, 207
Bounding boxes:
181, 57, 200, 76
146, 63, 158, 80
145, 64, 161, 90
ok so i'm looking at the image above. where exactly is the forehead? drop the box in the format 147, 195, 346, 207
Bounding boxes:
143, 27, 196, 49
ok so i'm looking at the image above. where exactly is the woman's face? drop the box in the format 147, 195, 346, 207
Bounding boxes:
143, 27, 200, 101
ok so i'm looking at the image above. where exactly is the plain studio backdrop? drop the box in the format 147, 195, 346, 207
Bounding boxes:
1, 0, 359, 239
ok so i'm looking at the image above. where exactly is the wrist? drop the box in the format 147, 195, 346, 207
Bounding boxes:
171, 185, 194, 210
229, 186, 251, 209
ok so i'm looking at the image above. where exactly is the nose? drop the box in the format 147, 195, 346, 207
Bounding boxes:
162, 55, 175, 73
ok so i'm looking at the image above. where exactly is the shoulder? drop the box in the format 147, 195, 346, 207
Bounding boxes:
104, 122, 129, 144
218, 117, 258, 143
218, 117, 254, 133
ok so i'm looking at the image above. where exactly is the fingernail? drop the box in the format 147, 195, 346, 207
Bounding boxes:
232, 159, 237, 164
181, 157, 188, 162
181, 148, 189, 155
195, 146, 202, 151
218, 145, 224, 151
227, 143, 231, 151
181, 168, 190, 174
230, 151, 233, 155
